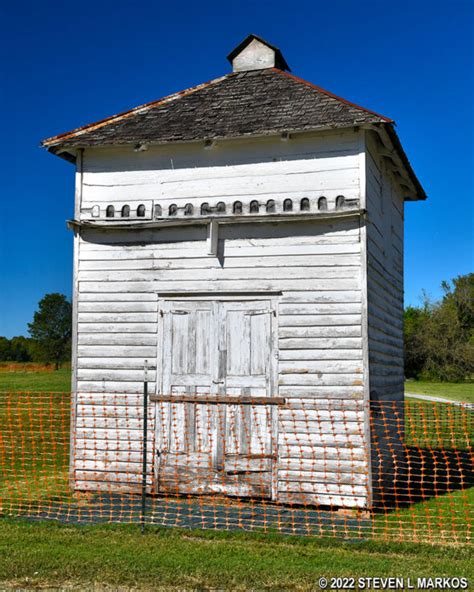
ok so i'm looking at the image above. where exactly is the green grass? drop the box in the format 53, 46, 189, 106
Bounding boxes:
405, 381, 474, 404
0, 373, 472, 589
1, 370, 471, 403
374, 487, 474, 545
0, 367, 71, 391
0, 520, 472, 591
0, 392, 70, 504
0, 368, 71, 391
404, 398, 473, 449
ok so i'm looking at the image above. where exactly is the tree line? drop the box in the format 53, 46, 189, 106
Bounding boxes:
404, 273, 473, 381
1, 274, 473, 380
0, 294, 72, 369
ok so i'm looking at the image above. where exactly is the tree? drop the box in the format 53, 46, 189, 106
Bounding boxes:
404, 273, 474, 382
442, 273, 474, 336
0, 336, 34, 362
0, 337, 12, 361
403, 305, 429, 379
28, 294, 72, 369
9, 336, 32, 362
421, 274, 474, 381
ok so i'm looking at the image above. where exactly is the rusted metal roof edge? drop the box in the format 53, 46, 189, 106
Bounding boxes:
42, 68, 389, 152
41, 73, 232, 148
273, 69, 394, 124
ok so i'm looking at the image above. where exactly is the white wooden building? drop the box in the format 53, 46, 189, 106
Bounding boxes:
42, 35, 426, 508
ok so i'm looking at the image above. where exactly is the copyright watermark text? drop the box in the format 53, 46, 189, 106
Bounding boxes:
317, 577, 469, 590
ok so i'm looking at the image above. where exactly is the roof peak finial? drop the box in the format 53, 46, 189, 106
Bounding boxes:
227, 34, 290, 72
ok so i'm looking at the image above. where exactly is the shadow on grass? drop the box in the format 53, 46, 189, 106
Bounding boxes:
373, 445, 474, 509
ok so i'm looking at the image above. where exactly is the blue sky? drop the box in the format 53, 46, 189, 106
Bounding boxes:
0, 0, 472, 338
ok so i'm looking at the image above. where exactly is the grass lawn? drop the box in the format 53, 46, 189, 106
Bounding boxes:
0, 370, 472, 589
1, 368, 471, 404
0, 520, 472, 591
0, 368, 71, 391
0, 391, 70, 505
405, 381, 474, 404
374, 486, 474, 545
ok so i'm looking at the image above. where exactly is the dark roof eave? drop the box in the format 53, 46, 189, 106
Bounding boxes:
44, 120, 387, 153
383, 123, 427, 201
45, 122, 427, 203
47, 147, 77, 164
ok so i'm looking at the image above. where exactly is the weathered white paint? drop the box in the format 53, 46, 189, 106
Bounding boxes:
78, 130, 360, 222
364, 130, 406, 506
365, 131, 404, 402
69, 128, 409, 509
231, 37, 277, 72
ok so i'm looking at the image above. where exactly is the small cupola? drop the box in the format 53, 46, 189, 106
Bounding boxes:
227, 34, 290, 73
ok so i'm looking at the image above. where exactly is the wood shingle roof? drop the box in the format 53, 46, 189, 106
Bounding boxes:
42, 65, 426, 200
42, 68, 392, 150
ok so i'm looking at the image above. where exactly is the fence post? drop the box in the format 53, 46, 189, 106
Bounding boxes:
140, 360, 149, 534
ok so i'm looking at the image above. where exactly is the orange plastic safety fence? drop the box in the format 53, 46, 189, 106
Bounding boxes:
0, 391, 471, 545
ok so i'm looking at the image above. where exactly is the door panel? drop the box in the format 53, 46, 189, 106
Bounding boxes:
167, 304, 213, 386
158, 302, 218, 494
221, 302, 274, 497
157, 299, 276, 499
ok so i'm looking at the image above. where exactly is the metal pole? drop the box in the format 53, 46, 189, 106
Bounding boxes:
140, 360, 148, 534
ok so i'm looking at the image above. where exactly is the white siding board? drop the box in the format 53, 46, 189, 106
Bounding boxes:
79, 254, 360, 271
278, 374, 363, 387
71, 131, 372, 506
278, 386, 363, 398
279, 349, 362, 361
78, 292, 158, 302
78, 267, 360, 282
279, 361, 363, 373
77, 381, 156, 392
279, 314, 361, 327
78, 334, 158, 346
78, 301, 158, 313
279, 337, 363, 350
279, 303, 361, 315
77, 346, 157, 358
78, 279, 360, 293
77, 358, 157, 370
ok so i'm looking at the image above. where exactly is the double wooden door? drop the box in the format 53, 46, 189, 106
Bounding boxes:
155, 299, 277, 499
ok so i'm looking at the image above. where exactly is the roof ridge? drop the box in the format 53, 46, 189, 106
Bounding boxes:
41, 73, 233, 147
270, 68, 393, 123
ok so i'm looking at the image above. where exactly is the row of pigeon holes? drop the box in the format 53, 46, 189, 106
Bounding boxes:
105, 204, 146, 218
103, 196, 347, 219
159, 196, 346, 217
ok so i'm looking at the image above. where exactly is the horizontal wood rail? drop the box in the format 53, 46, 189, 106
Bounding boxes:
66, 208, 366, 232
149, 394, 286, 405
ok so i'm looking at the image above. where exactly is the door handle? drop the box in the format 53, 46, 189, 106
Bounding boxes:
212, 380, 224, 384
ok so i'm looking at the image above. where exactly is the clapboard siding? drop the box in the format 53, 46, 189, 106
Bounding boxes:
366, 133, 404, 401
71, 131, 372, 507
80, 254, 360, 270
74, 219, 367, 503
79, 130, 360, 217
364, 132, 405, 508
